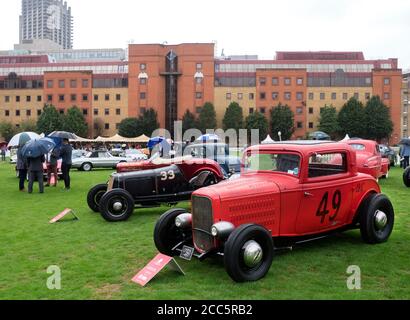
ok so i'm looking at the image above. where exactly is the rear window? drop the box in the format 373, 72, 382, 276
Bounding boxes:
349, 144, 366, 151
308, 152, 347, 178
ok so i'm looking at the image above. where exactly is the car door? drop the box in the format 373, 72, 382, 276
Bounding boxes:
296, 151, 353, 234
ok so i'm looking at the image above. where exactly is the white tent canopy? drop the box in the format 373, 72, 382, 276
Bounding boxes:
95, 134, 150, 143
262, 135, 275, 144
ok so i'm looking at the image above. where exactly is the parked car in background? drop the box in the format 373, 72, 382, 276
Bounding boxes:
154, 141, 394, 282
72, 150, 130, 171
124, 149, 148, 162
347, 139, 389, 180
379, 145, 397, 167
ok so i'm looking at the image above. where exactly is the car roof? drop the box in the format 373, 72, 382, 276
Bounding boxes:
247, 141, 353, 155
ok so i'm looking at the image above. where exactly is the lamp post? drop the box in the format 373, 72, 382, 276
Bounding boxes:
278, 131, 282, 142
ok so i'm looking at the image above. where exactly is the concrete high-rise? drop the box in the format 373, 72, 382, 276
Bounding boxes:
19, 0, 73, 50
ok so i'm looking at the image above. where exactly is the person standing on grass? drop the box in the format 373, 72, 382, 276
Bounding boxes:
1, 146, 6, 161
400, 143, 410, 169
60, 138, 73, 190
27, 154, 45, 194
17, 146, 28, 192
46, 148, 60, 187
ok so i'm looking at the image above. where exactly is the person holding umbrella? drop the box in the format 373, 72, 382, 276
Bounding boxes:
400, 138, 410, 169
17, 145, 28, 192
60, 138, 73, 191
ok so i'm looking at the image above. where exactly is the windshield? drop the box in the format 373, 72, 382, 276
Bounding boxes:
244, 152, 301, 176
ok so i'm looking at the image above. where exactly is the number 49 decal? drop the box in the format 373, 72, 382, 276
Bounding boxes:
316, 190, 342, 223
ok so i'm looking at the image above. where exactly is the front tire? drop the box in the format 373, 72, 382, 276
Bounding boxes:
403, 167, 410, 187
359, 194, 394, 244
224, 224, 274, 282
81, 162, 93, 172
154, 208, 191, 256
87, 184, 108, 212
99, 189, 134, 222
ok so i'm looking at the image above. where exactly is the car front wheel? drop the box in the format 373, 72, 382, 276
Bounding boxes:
359, 194, 394, 244
403, 167, 410, 187
81, 162, 93, 172
224, 224, 274, 282
154, 208, 191, 256
87, 184, 108, 212
99, 189, 134, 222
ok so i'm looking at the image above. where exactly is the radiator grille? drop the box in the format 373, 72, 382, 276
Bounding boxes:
192, 196, 214, 252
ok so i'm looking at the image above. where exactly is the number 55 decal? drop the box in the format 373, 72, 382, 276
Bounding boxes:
316, 190, 342, 223
160, 170, 175, 181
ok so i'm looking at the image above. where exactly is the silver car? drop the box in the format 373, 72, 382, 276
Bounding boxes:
72, 150, 130, 172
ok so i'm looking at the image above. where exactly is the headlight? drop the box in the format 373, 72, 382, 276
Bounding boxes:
211, 222, 235, 240
175, 213, 192, 229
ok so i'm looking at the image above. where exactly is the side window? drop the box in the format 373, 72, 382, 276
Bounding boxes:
308, 152, 347, 178
90, 152, 99, 158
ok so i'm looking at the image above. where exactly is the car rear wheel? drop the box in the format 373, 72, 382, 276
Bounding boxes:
403, 167, 410, 187
359, 194, 394, 244
224, 224, 274, 282
81, 162, 93, 172
87, 184, 108, 212
99, 189, 134, 222
154, 208, 191, 256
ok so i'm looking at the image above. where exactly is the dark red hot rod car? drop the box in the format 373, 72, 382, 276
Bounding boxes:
154, 141, 395, 282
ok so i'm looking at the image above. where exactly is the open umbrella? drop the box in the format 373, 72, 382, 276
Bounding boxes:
7, 132, 41, 148
148, 136, 166, 149
21, 138, 56, 158
400, 138, 410, 146
48, 131, 76, 140
197, 134, 219, 142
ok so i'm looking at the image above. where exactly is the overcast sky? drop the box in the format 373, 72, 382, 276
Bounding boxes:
1, 0, 409, 68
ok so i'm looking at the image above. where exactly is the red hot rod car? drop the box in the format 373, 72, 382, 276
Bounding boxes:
154, 141, 395, 282
346, 139, 389, 180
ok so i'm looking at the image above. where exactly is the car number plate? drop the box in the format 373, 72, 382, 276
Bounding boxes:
180, 246, 194, 261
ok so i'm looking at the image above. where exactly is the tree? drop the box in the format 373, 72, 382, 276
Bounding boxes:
36, 104, 63, 135
93, 118, 104, 138
138, 108, 160, 136
223, 102, 244, 133
118, 117, 140, 138
318, 105, 340, 139
337, 98, 366, 138
245, 111, 269, 142
270, 103, 295, 141
198, 102, 217, 133
62, 106, 89, 137
363, 96, 393, 141
0, 122, 17, 142
182, 110, 198, 132
20, 120, 37, 133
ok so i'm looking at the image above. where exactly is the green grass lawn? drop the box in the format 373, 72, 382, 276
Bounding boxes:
0, 159, 409, 300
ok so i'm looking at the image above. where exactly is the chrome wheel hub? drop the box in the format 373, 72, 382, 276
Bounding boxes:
113, 201, 123, 211
374, 210, 388, 230
242, 241, 263, 268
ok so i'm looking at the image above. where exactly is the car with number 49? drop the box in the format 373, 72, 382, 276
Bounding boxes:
154, 141, 395, 282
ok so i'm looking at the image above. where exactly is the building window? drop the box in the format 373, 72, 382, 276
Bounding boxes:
238, 93, 243, 100
297, 78, 304, 85
320, 93, 325, 100
384, 92, 390, 100
37, 95, 42, 102
272, 77, 279, 85
260, 92, 266, 100
331, 93, 337, 100
71, 94, 77, 102
226, 93, 232, 100
384, 78, 390, 85
343, 93, 348, 100
116, 108, 121, 115
139, 92, 146, 100
196, 63, 202, 70
5, 96, 10, 103
59, 109, 64, 115
284, 78, 291, 85
26, 96, 31, 102
5, 110, 9, 117
82, 94, 89, 101
59, 80, 65, 88
116, 123, 120, 129
47, 95, 53, 102
105, 123, 110, 130
296, 107, 303, 115
196, 107, 202, 114
37, 110, 41, 116
140, 63, 146, 70
365, 92, 371, 100
15, 110, 20, 116
70, 80, 77, 88
105, 94, 110, 101
94, 94, 99, 101
272, 92, 279, 100
196, 77, 203, 84
83, 109, 88, 116
309, 107, 314, 114
309, 122, 314, 129
196, 92, 203, 99
140, 78, 147, 85
140, 107, 147, 114
297, 122, 303, 129
249, 93, 255, 100
59, 94, 65, 102
284, 92, 291, 100
309, 92, 314, 100
249, 108, 255, 114
105, 108, 110, 116
296, 92, 303, 101
94, 109, 98, 116
354, 93, 359, 99
82, 79, 89, 88
116, 94, 121, 101
25, 109, 31, 117
16, 96, 20, 102
47, 80, 53, 88
259, 77, 266, 86
260, 107, 266, 114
